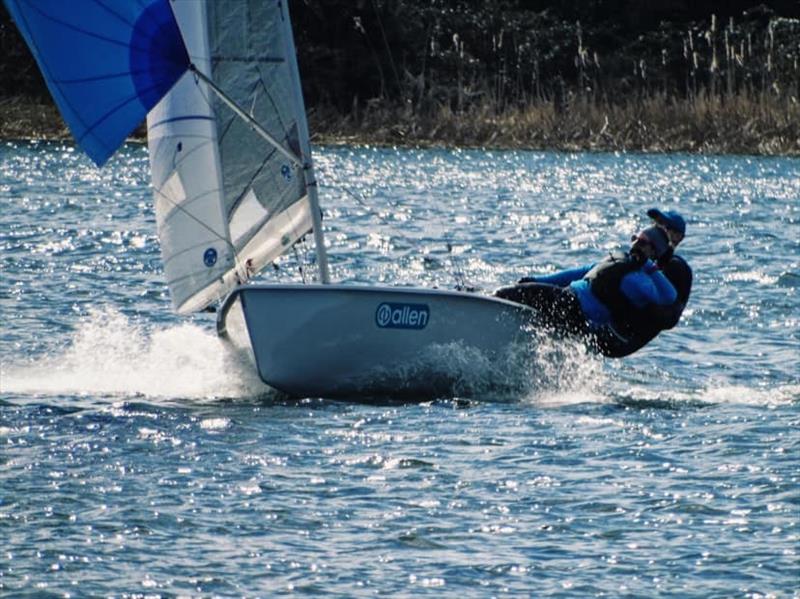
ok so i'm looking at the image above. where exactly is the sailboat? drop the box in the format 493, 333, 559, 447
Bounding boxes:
6, 0, 535, 399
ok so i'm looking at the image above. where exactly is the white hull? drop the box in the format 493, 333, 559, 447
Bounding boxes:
217, 285, 536, 399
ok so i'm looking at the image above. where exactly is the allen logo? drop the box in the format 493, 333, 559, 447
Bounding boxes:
375, 302, 429, 330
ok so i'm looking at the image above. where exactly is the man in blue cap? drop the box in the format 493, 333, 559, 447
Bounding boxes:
495, 225, 678, 357
633, 207, 693, 337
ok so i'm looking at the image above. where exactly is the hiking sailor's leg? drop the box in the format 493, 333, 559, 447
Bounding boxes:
495, 282, 585, 333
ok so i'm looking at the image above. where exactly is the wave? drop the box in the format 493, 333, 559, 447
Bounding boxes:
611, 383, 799, 409
3, 308, 794, 409
1, 307, 612, 406
695, 383, 799, 406
1, 307, 269, 402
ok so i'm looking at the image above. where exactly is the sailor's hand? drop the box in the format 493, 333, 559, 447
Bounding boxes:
642, 260, 658, 274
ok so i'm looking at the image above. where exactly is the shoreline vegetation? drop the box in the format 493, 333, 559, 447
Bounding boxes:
1, 1, 798, 156
3, 91, 796, 156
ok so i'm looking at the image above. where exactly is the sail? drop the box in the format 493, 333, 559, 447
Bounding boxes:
147, 0, 318, 313
4, 0, 189, 166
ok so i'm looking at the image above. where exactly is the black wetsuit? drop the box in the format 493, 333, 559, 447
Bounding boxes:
597, 254, 692, 357
496, 253, 690, 357
494, 281, 588, 338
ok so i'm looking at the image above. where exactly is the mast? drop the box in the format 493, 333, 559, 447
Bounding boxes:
279, 0, 330, 284
303, 165, 331, 284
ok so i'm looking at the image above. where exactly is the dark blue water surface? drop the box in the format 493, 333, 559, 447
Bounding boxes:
1, 141, 798, 597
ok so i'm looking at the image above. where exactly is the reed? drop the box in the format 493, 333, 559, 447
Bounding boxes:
0, 96, 68, 140
309, 86, 799, 155
306, 8, 799, 156
2, 4, 797, 155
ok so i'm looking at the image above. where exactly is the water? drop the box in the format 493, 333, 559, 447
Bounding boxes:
1, 141, 798, 597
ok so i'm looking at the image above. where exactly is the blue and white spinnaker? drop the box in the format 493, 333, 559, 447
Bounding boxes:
4, 0, 189, 165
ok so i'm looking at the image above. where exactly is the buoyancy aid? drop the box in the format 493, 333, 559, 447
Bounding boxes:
583, 252, 642, 324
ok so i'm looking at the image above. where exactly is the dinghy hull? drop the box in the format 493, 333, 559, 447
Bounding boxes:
218, 285, 535, 399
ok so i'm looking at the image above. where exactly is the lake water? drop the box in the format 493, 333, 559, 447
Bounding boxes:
1, 141, 798, 597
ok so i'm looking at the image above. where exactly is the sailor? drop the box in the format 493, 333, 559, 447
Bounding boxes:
599, 208, 693, 355
495, 226, 677, 357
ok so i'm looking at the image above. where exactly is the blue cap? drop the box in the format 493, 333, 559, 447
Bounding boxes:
647, 208, 686, 237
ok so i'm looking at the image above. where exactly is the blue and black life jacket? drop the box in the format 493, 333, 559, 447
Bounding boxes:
584, 251, 642, 323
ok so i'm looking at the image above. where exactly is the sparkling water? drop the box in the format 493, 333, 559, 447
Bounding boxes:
1, 141, 798, 596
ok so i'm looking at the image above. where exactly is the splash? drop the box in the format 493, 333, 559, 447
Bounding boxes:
1, 307, 270, 401
522, 334, 610, 407
1, 308, 609, 405
331, 328, 609, 403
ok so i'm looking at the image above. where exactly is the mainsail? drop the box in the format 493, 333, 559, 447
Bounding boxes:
147, 0, 325, 314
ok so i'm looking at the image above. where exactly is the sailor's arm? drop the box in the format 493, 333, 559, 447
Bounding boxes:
518, 264, 593, 287
649, 268, 678, 305
629, 254, 693, 330
619, 262, 677, 308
